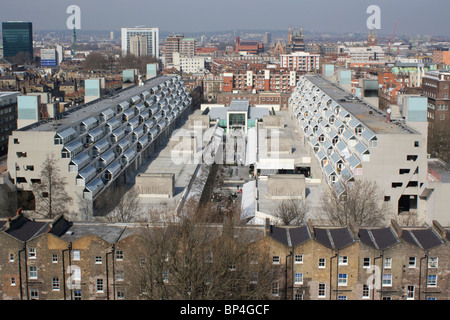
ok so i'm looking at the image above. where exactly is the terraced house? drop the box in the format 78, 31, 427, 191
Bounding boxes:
0, 213, 447, 300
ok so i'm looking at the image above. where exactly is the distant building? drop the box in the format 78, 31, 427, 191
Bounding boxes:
0, 91, 19, 156
121, 27, 159, 58
280, 52, 320, 72
129, 35, 148, 58
172, 52, 206, 74
1, 22, 33, 59
288, 27, 305, 53
40, 48, 58, 67
432, 49, 450, 66
235, 37, 264, 55
164, 35, 197, 66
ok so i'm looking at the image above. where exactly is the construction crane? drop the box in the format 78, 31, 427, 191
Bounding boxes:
388, 20, 399, 55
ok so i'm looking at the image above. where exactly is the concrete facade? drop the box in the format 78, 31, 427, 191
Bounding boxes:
5, 75, 192, 220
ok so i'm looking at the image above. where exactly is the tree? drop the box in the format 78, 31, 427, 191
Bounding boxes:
320, 179, 390, 227
273, 198, 309, 226
428, 125, 450, 163
94, 185, 143, 222
127, 208, 276, 300
31, 153, 72, 218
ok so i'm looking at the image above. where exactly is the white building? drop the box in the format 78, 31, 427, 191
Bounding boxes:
121, 27, 159, 58
6, 75, 192, 219
290, 75, 431, 224
172, 52, 206, 74
339, 45, 385, 67
280, 52, 320, 72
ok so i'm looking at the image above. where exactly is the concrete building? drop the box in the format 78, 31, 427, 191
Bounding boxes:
172, 52, 206, 74
129, 35, 148, 58
5, 75, 192, 220
121, 27, 159, 58
291, 75, 432, 223
339, 45, 385, 68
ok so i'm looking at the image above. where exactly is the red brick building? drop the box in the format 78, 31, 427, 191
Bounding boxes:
235, 37, 264, 54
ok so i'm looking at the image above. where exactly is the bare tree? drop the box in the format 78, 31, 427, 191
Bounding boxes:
31, 153, 72, 218
320, 179, 390, 227
127, 207, 276, 300
95, 185, 143, 222
273, 198, 309, 226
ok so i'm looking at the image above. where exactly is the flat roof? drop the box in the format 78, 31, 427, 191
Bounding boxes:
305, 75, 419, 135
18, 75, 176, 133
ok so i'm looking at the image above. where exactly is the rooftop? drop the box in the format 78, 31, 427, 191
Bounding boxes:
306, 75, 419, 135
18, 75, 176, 133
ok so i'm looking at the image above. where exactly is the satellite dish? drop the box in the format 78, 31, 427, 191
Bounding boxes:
387, 108, 391, 114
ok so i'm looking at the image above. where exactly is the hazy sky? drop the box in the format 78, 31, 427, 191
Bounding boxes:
1, 0, 450, 36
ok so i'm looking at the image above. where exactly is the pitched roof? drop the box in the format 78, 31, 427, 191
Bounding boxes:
314, 227, 355, 250
270, 225, 311, 247
358, 227, 399, 250
402, 228, 444, 250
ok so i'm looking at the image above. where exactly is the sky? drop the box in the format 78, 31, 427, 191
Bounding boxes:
1, 0, 450, 37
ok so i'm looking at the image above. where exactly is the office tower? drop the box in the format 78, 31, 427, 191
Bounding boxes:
2, 21, 33, 59
121, 27, 159, 58
129, 35, 148, 58
40, 48, 57, 67
263, 32, 271, 47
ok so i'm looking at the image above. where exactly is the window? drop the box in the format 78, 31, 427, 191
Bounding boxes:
29, 266, 38, 279
52, 277, 60, 291
384, 196, 391, 202
318, 258, 326, 268
294, 254, 303, 264
338, 274, 347, 286
115, 250, 123, 261
414, 141, 420, 147
399, 169, 410, 174
117, 291, 125, 300
407, 286, 415, 300
294, 273, 303, 285
338, 256, 348, 265
384, 258, 392, 269
407, 155, 418, 161
95, 256, 102, 264
382, 274, 392, 287
272, 256, 280, 264
30, 289, 39, 300
362, 284, 370, 299
294, 293, 303, 300
271, 282, 280, 296
318, 283, 326, 298
428, 257, 438, 268
116, 270, 124, 281
11, 277, 16, 286
363, 257, 370, 268
28, 248, 36, 259
427, 275, 437, 287
74, 290, 82, 300
162, 270, 169, 283
338, 296, 347, 300
409, 257, 416, 268
72, 250, 80, 261
96, 279, 104, 292
52, 254, 58, 263
9, 253, 14, 262
392, 182, 403, 188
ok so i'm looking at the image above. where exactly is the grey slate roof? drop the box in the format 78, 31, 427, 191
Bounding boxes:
402, 228, 444, 250
358, 227, 399, 250
314, 227, 355, 250
270, 225, 311, 247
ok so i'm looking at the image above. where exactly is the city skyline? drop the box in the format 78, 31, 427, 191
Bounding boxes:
1, 0, 450, 37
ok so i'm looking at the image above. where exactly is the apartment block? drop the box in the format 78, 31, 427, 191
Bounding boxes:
5, 75, 192, 219
422, 70, 450, 131
164, 35, 197, 66
121, 27, 159, 58
291, 75, 430, 223
280, 52, 320, 72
